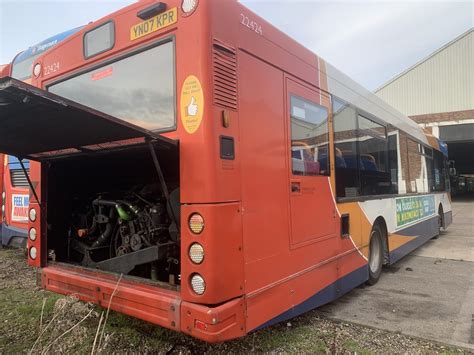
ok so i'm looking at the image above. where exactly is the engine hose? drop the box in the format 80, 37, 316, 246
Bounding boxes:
92, 198, 117, 207
88, 214, 98, 235
91, 207, 116, 248
116, 201, 139, 221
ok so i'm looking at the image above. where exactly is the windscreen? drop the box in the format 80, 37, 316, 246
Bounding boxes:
49, 41, 175, 131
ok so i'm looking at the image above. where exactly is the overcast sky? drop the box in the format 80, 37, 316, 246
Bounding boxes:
0, 0, 472, 90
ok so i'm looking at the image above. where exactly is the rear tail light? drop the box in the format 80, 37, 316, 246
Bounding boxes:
33, 63, 42, 77
29, 208, 37, 222
189, 213, 204, 234
189, 243, 204, 264
29, 228, 37, 241
182, 0, 198, 16
29, 246, 37, 260
195, 320, 207, 331
190, 273, 205, 295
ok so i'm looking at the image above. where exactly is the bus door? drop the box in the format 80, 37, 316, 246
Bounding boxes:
286, 78, 338, 247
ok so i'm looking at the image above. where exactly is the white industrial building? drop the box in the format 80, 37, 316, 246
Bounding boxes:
376, 28, 473, 174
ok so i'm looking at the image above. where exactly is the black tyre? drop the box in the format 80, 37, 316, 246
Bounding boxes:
367, 224, 384, 286
438, 206, 444, 233
433, 205, 444, 240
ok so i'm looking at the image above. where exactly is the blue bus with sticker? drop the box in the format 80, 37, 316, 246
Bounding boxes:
1, 27, 83, 248
11, 26, 83, 82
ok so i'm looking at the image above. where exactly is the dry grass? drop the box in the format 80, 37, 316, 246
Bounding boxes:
0, 247, 468, 354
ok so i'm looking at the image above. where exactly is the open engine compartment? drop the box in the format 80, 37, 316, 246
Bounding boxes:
44, 143, 180, 285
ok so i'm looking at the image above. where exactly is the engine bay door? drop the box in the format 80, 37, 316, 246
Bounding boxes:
0, 77, 177, 160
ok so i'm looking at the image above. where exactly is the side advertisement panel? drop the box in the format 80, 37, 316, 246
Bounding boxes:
11, 194, 29, 222
396, 195, 435, 228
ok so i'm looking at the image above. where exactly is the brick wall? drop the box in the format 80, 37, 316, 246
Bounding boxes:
410, 109, 474, 124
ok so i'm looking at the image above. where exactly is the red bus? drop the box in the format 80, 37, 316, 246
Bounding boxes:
0, 64, 9, 76
0, 0, 451, 342
0, 64, 10, 237
1, 156, 31, 248
1, 28, 82, 248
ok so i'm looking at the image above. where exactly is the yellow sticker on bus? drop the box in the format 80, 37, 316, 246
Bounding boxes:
180, 75, 204, 134
130, 7, 178, 41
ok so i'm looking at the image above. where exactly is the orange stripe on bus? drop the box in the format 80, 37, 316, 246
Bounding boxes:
388, 234, 416, 251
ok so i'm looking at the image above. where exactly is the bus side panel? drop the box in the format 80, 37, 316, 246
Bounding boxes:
439, 192, 453, 228
239, 52, 368, 331
356, 193, 451, 264
239, 51, 290, 289
336, 202, 371, 258
177, 0, 243, 205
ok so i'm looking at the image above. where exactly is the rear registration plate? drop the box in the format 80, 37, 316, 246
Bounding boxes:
130, 7, 178, 41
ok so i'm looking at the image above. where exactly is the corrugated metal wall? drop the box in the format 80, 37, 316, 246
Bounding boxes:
376, 29, 473, 116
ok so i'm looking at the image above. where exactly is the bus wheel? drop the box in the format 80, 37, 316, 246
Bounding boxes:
438, 206, 444, 233
367, 224, 383, 285
433, 205, 444, 239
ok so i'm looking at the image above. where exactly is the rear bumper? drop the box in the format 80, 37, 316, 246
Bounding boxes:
180, 297, 246, 342
40, 265, 245, 342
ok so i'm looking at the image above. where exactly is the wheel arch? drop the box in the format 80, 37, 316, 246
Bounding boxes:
438, 202, 444, 214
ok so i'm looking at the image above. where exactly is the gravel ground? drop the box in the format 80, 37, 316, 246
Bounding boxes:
0, 247, 471, 354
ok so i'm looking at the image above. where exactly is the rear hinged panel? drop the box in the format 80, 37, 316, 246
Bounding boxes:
0, 77, 176, 159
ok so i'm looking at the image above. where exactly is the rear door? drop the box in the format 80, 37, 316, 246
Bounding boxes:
286, 78, 338, 247
0, 77, 176, 160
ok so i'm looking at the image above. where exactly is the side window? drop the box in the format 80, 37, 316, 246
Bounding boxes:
407, 139, 422, 193
290, 95, 329, 176
422, 146, 433, 193
388, 127, 399, 194
358, 115, 391, 196
406, 143, 433, 193
333, 97, 392, 198
333, 98, 359, 197
432, 150, 446, 191
399, 132, 410, 193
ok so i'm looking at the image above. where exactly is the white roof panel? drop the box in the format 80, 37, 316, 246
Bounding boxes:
322, 61, 428, 144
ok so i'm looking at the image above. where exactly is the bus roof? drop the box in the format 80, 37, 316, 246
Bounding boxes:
234, 1, 435, 147
11, 26, 84, 81
323, 62, 430, 145
13, 26, 84, 64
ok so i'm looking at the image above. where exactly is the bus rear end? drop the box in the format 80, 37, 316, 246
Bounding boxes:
0, 65, 8, 235
0, 0, 245, 342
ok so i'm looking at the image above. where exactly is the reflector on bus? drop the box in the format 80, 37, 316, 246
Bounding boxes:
0, 77, 177, 160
